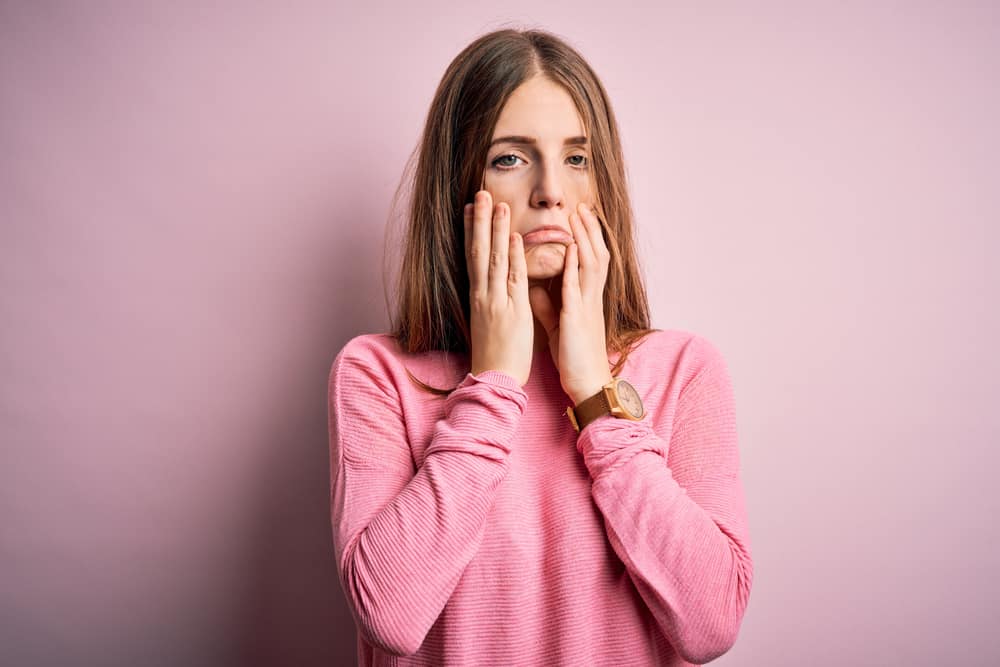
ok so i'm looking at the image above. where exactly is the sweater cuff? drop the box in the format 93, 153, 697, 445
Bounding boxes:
426, 369, 527, 462
450, 370, 529, 420
575, 415, 666, 477
464, 369, 524, 393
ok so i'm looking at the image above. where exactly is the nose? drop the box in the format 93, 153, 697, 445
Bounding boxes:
530, 157, 565, 210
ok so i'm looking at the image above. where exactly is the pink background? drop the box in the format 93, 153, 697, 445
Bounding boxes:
2, 2, 997, 665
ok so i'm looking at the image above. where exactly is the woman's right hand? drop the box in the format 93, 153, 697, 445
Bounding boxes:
464, 190, 533, 386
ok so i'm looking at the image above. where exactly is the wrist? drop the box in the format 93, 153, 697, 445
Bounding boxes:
571, 374, 614, 406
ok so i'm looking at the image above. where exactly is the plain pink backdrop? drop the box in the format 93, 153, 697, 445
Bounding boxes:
2, 2, 997, 665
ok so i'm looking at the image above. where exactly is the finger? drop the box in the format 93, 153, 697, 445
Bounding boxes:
508, 230, 528, 304
489, 201, 510, 302
469, 191, 491, 298
578, 202, 609, 263
563, 242, 580, 307
570, 209, 596, 271
568, 210, 594, 295
463, 201, 473, 271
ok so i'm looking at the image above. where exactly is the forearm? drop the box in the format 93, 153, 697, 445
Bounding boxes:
332, 368, 527, 656
591, 446, 752, 663
339, 445, 510, 656
578, 416, 752, 664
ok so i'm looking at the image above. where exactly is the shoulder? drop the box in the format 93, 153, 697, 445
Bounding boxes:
628, 328, 732, 395
329, 333, 407, 392
332, 332, 402, 367
632, 327, 727, 365
329, 333, 460, 400
666, 329, 734, 399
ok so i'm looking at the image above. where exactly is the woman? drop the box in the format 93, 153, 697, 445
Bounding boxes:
328, 27, 753, 666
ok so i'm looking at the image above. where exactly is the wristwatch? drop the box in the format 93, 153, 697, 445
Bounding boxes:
565, 377, 645, 433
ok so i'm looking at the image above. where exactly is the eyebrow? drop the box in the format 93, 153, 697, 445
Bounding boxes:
489, 135, 588, 148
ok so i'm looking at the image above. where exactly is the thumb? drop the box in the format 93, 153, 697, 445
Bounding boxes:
529, 285, 558, 335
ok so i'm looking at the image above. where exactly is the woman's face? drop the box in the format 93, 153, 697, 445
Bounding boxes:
482, 75, 595, 283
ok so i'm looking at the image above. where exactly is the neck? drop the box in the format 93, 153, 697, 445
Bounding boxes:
533, 317, 549, 354
529, 274, 563, 355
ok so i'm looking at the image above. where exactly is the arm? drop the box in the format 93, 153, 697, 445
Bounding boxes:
575, 337, 753, 665
328, 342, 527, 656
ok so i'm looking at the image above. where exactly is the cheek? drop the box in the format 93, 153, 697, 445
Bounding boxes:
511, 214, 527, 236
480, 185, 519, 218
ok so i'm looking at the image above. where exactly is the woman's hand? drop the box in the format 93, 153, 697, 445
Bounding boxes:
466, 190, 534, 386
528, 202, 614, 405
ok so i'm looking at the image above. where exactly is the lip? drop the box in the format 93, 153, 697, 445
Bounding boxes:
521, 225, 573, 247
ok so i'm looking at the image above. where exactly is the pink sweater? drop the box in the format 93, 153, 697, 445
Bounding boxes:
328, 328, 753, 666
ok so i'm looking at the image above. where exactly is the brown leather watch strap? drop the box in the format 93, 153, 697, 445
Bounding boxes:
565, 387, 611, 433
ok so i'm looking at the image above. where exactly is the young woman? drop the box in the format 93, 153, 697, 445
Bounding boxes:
328, 28, 753, 666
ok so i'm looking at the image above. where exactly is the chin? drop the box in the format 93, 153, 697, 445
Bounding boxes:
527, 266, 563, 281
524, 242, 567, 279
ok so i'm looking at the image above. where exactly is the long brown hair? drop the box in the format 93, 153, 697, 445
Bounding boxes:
382, 27, 659, 396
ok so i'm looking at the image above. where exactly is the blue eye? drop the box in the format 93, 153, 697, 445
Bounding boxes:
490, 154, 589, 170
492, 154, 523, 169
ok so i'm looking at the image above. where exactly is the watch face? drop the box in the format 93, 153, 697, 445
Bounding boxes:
616, 380, 644, 418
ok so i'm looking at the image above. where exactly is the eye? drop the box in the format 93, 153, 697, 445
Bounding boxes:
490, 153, 590, 171
491, 154, 523, 170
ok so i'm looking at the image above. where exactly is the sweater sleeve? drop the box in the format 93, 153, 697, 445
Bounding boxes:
574, 337, 753, 665
328, 341, 528, 657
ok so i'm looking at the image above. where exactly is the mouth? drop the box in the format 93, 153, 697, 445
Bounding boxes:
521, 227, 573, 247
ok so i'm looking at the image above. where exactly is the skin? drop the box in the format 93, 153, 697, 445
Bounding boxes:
475, 74, 614, 405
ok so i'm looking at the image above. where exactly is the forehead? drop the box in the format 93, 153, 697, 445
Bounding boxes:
491, 76, 586, 140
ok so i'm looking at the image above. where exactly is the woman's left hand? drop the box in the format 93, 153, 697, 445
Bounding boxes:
528, 201, 614, 405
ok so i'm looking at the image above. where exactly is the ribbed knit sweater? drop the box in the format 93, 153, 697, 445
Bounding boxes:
327, 328, 753, 666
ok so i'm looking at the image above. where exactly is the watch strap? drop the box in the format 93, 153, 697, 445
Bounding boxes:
565, 384, 612, 433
